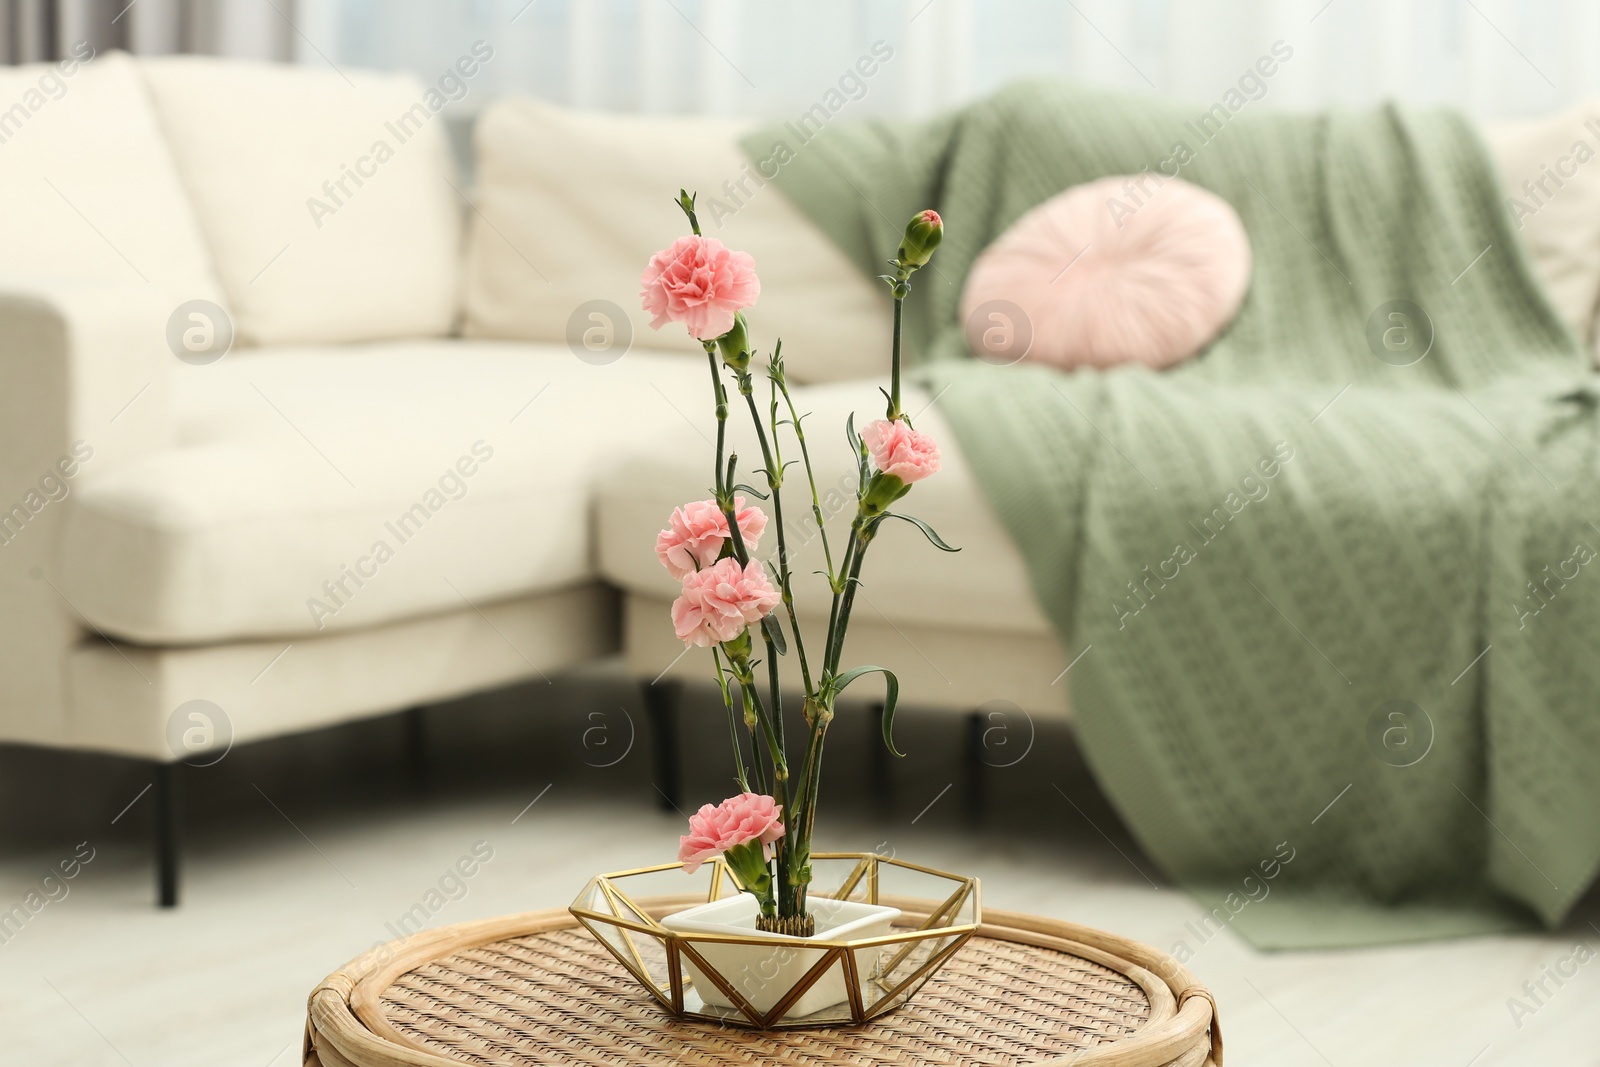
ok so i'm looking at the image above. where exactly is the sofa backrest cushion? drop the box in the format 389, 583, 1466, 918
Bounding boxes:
461, 98, 891, 383
140, 56, 462, 347
1482, 101, 1600, 359
0, 50, 223, 304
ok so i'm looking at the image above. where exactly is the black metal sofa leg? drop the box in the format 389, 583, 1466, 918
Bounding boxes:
965, 710, 986, 825
155, 761, 180, 908
645, 679, 683, 812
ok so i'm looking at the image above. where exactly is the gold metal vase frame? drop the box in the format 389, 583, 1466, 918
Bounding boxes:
570, 852, 980, 1029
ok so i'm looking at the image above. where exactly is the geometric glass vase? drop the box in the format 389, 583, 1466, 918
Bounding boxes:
569, 852, 980, 1029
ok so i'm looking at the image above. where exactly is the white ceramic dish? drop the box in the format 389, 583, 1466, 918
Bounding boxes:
661, 894, 901, 1017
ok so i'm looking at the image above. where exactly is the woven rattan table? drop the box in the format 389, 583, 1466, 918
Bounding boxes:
304, 898, 1222, 1067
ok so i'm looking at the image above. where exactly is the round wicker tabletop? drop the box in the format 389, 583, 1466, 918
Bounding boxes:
305, 899, 1221, 1067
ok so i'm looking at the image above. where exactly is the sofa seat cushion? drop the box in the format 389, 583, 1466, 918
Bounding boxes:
139, 56, 463, 347
57, 340, 710, 644
68, 584, 613, 759
597, 379, 1051, 639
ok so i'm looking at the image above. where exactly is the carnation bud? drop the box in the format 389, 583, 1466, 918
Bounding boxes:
721, 838, 773, 899
723, 628, 754, 659
897, 209, 943, 270
860, 471, 911, 516
716, 311, 752, 371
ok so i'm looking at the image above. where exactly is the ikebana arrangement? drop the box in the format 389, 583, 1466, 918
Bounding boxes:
570, 192, 981, 1028
651, 192, 951, 931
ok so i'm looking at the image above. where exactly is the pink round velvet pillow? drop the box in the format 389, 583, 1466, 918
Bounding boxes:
961, 176, 1251, 369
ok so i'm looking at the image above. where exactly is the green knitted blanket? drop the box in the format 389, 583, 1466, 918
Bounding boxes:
742, 81, 1600, 948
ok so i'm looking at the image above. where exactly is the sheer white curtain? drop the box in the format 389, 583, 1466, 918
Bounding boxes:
296, 0, 1598, 120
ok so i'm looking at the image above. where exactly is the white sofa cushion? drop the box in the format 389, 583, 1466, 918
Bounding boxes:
139, 57, 462, 347
597, 379, 1051, 637
56, 341, 711, 644
69, 585, 613, 759
461, 98, 891, 384
0, 50, 222, 303
1482, 100, 1600, 355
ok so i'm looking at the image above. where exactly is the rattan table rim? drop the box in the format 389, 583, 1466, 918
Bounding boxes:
306, 899, 1222, 1067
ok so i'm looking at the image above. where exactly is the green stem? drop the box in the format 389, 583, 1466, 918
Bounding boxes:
784, 706, 831, 910
726, 650, 787, 791
701, 344, 756, 797
735, 678, 770, 797
706, 346, 728, 496
773, 370, 837, 584
761, 667, 793, 919
819, 374, 873, 687
710, 648, 748, 791
823, 518, 879, 677
784, 526, 880, 915
885, 264, 916, 421
708, 393, 777, 788
739, 375, 813, 699
736, 378, 795, 694
890, 288, 904, 420
720, 350, 810, 917
821, 520, 858, 669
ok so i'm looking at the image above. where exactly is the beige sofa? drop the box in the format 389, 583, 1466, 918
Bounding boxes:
4, 51, 1599, 904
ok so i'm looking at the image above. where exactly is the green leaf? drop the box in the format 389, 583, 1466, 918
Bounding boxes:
731, 482, 770, 500
845, 412, 869, 490
830, 665, 903, 757
882, 512, 961, 552
761, 613, 788, 656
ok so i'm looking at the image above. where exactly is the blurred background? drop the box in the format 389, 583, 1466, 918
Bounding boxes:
3, 3, 1599, 1066
4, 0, 1596, 119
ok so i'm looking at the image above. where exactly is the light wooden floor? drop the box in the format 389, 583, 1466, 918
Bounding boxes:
1, 675, 1596, 1067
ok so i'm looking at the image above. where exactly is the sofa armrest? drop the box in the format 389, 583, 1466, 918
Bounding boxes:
0, 277, 175, 746
0, 277, 174, 464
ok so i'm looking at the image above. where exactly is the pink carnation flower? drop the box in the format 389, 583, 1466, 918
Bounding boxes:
671, 557, 781, 647
863, 418, 942, 484
640, 235, 760, 341
655, 497, 768, 580
679, 792, 786, 873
